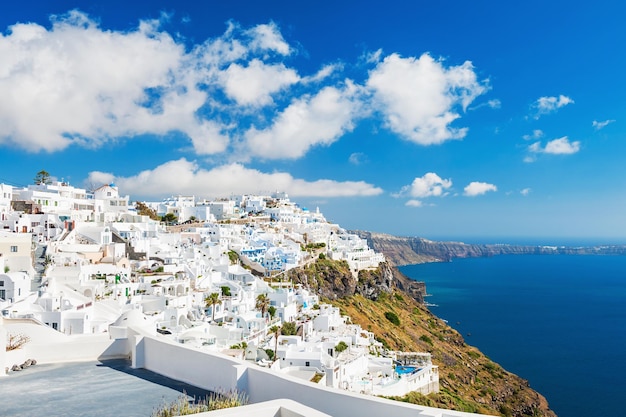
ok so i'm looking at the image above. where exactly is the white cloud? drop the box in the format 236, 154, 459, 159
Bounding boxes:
469, 98, 501, 111
348, 152, 367, 165
530, 136, 580, 155
244, 82, 364, 159
523, 129, 544, 140
399, 172, 453, 198
592, 119, 615, 130
0, 12, 312, 154
520, 188, 531, 196
532, 94, 574, 118
463, 181, 497, 197
245, 22, 291, 55
221, 59, 299, 106
87, 159, 383, 199
367, 53, 488, 145
405, 200, 423, 207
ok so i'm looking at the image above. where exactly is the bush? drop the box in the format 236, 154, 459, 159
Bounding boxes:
151, 390, 247, 416
384, 311, 400, 326
419, 334, 433, 345
265, 349, 274, 360
335, 341, 349, 353
281, 321, 297, 335
375, 336, 390, 350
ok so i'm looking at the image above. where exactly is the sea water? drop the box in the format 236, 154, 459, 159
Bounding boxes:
400, 254, 626, 417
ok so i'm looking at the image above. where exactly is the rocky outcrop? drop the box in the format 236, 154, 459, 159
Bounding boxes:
355, 261, 394, 300
286, 259, 402, 302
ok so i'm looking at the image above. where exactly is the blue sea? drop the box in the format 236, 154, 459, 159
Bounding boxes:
400, 254, 626, 417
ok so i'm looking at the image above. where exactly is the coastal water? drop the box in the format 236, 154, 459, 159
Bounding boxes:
400, 254, 626, 417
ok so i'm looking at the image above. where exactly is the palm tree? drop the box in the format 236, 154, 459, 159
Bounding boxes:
255, 294, 270, 321
205, 292, 222, 322
269, 325, 281, 362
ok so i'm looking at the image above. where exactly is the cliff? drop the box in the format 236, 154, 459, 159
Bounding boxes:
286, 258, 556, 417
355, 231, 626, 266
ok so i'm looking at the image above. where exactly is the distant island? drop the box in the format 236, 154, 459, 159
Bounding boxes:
354, 231, 626, 266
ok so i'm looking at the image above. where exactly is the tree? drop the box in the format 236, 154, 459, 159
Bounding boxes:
34, 170, 51, 185
267, 305, 277, 320
161, 213, 178, 225
205, 293, 222, 322
269, 325, 281, 361
280, 321, 297, 336
255, 294, 270, 320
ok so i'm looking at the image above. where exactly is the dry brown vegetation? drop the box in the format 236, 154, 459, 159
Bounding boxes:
329, 291, 556, 417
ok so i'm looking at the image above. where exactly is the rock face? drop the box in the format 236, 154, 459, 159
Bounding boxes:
355, 230, 626, 266
285, 245, 558, 416
285, 259, 398, 301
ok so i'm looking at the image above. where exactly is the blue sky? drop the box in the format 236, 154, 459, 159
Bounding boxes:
1, 0, 626, 242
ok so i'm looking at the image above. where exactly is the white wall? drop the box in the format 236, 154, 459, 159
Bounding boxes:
134, 336, 492, 417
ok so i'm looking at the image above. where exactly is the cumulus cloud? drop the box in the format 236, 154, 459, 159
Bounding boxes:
87, 158, 383, 199
531, 94, 574, 118
367, 53, 488, 145
520, 188, 531, 196
398, 172, 453, 198
244, 22, 291, 55
592, 119, 615, 130
463, 181, 497, 197
244, 82, 364, 159
0, 12, 310, 154
530, 136, 580, 155
221, 60, 299, 106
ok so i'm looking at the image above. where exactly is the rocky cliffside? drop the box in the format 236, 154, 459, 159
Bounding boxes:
285, 259, 396, 301
286, 258, 556, 417
356, 231, 626, 266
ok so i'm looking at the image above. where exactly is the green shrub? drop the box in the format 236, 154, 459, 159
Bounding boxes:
384, 311, 400, 326
467, 350, 481, 359
419, 334, 433, 345
281, 321, 297, 335
335, 341, 349, 353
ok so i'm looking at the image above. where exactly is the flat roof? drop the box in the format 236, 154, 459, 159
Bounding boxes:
0, 359, 211, 417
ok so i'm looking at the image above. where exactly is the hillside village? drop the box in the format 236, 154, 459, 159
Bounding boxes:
0, 178, 441, 400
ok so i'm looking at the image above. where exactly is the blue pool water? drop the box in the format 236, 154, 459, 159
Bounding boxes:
395, 365, 417, 375
400, 254, 626, 417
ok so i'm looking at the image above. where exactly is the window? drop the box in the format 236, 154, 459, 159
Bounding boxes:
305, 361, 310, 367
0, 290, 4, 299
0, 281, 3, 286
10, 246, 17, 253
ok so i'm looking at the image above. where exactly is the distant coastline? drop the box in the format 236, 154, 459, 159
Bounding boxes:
354, 231, 626, 266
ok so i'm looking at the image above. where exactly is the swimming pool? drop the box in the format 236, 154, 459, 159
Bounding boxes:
395, 365, 417, 375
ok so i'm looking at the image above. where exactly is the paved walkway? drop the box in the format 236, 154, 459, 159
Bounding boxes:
0, 359, 210, 417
